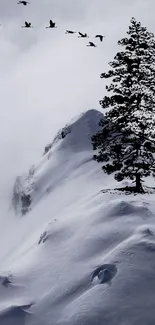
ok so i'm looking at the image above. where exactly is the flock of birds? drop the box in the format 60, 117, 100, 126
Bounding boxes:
17, 0, 105, 47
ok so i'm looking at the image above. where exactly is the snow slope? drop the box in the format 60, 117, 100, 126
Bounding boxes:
0, 109, 155, 325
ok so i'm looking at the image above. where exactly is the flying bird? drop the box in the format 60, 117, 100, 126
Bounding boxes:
95, 34, 105, 42
65, 30, 76, 34
87, 42, 97, 47
22, 21, 33, 28
78, 32, 89, 38
17, 1, 30, 5
46, 20, 57, 28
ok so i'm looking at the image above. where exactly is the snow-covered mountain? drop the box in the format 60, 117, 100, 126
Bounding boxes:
0, 109, 155, 325
12, 109, 104, 215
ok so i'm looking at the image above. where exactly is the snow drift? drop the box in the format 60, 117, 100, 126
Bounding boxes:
0, 109, 155, 325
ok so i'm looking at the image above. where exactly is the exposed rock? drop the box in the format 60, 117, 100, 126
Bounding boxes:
12, 176, 32, 215
43, 126, 71, 156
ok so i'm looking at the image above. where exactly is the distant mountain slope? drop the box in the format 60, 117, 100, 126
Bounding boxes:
12, 109, 103, 215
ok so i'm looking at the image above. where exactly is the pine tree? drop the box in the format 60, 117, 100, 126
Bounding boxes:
92, 17, 155, 193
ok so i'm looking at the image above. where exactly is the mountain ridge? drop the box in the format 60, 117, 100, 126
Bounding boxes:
12, 109, 103, 215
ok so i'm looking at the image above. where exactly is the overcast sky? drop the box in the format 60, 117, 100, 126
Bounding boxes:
0, 0, 155, 198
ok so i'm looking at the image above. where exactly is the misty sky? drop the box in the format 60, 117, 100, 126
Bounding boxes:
0, 0, 155, 199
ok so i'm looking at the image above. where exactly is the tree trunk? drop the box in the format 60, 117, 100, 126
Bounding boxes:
135, 173, 144, 193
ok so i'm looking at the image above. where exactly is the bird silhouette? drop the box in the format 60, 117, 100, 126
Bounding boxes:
46, 20, 57, 28
65, 30, 76, 34
17, 1, 30, 5
78, 32, 89, 38
22, 21, 33, 28
95, 34, 105, 42
87, 41, 97, 47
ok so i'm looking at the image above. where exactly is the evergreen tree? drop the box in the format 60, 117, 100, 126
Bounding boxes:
92, 17, 155, 193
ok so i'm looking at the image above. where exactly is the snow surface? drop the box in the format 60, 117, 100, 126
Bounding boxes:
1, 109, 155, 324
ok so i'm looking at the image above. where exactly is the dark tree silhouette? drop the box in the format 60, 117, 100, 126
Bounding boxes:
92, 17, 155, 193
